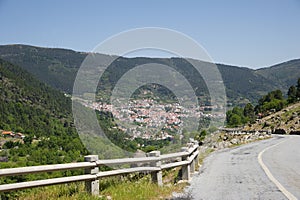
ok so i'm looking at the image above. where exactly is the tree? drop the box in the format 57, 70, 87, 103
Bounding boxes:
195, 129, 207, 144
288, 85, 297, 103
229, 114, 242, 126
23, 135, 33, 145
226, 106, 247, 127
297, 78, 300, 99
3, 141, 15, 149
273, 89, 284, 100
255, 89, 286, 114
244, 103, 255, 123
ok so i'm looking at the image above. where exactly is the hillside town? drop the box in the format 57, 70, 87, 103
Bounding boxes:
81, 98, 225, 140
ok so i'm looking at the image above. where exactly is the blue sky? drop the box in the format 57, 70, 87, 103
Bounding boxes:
0, 0, 299, 68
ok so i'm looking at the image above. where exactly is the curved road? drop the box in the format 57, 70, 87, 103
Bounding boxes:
187, 135, 300, 200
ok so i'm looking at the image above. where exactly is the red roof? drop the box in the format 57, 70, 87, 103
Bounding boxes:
2, 131, 13, 135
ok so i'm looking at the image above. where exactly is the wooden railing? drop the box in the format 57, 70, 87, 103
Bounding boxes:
0, 140, 199, 196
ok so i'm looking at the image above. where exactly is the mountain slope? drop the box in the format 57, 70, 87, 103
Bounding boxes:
217, 64, 276, 104
0, 58, 142, 161
0, 58, 87, 165
256, 59, 300, 90
0, 44, 86, 93
0, 44, 299, 105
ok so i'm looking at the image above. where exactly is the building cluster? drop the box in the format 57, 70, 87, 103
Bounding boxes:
81, 98, 224, 140
1, 130, 25, 139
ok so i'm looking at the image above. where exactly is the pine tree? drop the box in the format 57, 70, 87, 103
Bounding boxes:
288, 85, 297, 103
297, 78, 300, 99
244, 103, 255, 123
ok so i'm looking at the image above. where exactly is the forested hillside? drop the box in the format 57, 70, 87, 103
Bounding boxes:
256, 59, 300, 90
226, 78, 300, 129
1, 44, 299, 105
0, 58, 87, 166
0, 58, 159, 164
0, 45, 86, 93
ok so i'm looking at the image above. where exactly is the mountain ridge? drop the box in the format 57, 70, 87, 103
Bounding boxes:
0, 44, 299, 105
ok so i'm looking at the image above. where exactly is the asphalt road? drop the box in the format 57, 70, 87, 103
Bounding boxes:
186, 135, 300, 200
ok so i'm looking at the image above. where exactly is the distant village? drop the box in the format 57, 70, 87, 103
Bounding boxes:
0, 98, 225, 144
81, 98, 225, 140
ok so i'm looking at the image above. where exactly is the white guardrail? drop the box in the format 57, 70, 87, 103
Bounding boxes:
0, 141, 199, 196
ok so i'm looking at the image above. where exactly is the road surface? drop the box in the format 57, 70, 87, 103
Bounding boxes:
186, 135, 300, 200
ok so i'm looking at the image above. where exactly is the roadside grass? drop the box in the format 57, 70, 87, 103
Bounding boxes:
197, 148, 214, 167
16, 183, 103, 200
100, 174, 187, 200
15, 169, 187, 200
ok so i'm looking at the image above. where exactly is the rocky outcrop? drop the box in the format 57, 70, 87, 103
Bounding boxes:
244, 102, 300, 135
199, 131, 271, 152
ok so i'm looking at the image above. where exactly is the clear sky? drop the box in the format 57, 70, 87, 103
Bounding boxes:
0, 0, 299, 69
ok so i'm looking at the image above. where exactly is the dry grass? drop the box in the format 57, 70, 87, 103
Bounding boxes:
14, 170, 188, 200
16, 183, 102, 200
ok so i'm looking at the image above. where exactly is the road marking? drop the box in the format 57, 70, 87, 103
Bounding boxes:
258, 137, 298, 200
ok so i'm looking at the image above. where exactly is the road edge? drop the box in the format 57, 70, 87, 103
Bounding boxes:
257, 136, 297, 200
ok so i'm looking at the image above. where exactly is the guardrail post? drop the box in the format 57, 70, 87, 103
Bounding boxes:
190, 155, 195, 174
187, 142, 196, 174
190, 141, 199, 173
181, 147, 190, 181
193, 140, 199, 169
84, 155, 99, 196
149, 151, 163, 186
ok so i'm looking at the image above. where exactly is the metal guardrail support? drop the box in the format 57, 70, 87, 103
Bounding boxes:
84, 155, 99, 196
149, 151, 163, 186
